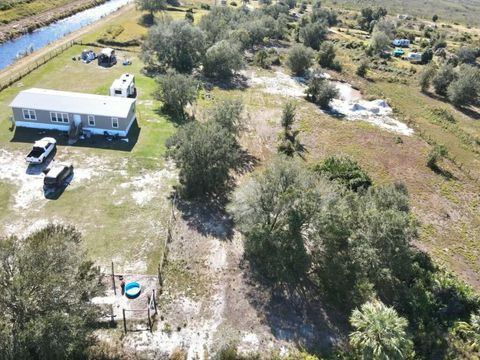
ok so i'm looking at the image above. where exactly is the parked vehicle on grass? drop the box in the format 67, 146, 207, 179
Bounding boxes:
25, 137, 56, 164
43, 163, 73, 188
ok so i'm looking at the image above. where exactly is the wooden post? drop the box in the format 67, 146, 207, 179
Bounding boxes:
111, 262, 116, 295
147, 307, 152, 333
122, 309, 127, 334
110, 304, 115, 326
153, 289, 158, 315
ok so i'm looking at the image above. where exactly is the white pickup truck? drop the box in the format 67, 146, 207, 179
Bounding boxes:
25, 137, 57, 164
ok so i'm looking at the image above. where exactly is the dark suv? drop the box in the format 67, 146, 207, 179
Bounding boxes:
44, 164, 74, 188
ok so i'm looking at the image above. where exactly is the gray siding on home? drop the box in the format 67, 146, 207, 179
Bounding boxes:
12, 104, 134, 132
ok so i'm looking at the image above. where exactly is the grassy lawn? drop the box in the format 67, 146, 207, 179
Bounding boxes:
0, 8, 182, 274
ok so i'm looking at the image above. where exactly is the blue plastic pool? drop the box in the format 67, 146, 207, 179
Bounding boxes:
125, 282, 141, 299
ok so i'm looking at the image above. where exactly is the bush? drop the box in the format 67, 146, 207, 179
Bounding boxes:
142, 20, 206, 73
432, 64, 456, 96
314, 155, 372, 192
283, 0, 297, 9
254, 49, 271, 69
317, 41, 341, 71
419, 64, 437, 92
427, 144, 448, 170
286, 44, 314, 76
421, 47, 434, 64
457, 47, 477, 64
299, 21, 328, 50
210, 99, 244, 136
368, 30, 391, 55
228, 158, 318, 285
447, 65, 480, 107
200, 3, 210, 10
0, 225, 104, 359
166, 121, 241, 198
356, 60, 369, 78
185, 11, 194, 22
155, 70, 199, 120
306, 72, 339, 109
203, 40, 244, 79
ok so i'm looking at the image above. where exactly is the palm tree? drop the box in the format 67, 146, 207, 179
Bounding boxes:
349, 299, 414, 360
451, 312, 480, 353
277, 102, 306, 158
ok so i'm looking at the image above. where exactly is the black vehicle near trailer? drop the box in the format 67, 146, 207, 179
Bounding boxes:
44, 163, 74, 188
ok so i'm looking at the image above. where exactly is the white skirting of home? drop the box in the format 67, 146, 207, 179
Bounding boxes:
14, 121, 70, 132
15, 117, 137, 138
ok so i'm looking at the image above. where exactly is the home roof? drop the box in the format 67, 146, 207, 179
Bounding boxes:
10, 88, 135, 118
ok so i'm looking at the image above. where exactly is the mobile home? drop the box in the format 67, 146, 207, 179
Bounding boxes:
10, 88, 136, 137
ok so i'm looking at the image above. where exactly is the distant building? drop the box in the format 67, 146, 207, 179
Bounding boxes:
10, 88, 136, 136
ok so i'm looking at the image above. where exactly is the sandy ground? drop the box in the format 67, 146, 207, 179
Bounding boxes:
118, 197, 340, 359
0, 148, 108, 211
242, 68, 414, 136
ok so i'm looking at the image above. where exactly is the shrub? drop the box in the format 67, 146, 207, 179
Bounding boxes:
0, 225, 104, 359
200, 3, 210, 10
210, 99, 244, 136
299, 21, 328, 50
350, 300, 414, 360
155, 70, 199, 120
185, 11, 194, 22
421, 47, 434, 64
306, 72, 339, 109
432, 64, 456, 96
314, 155, 372, 192
286, 44, 314, 76
136, 0, 167, 15
283, 0, 297, 9
142, 20, 206, 73
368, 30, 391, 55
254, 49, 272, 69
427, 144, 448, 170
317, 41, 341, 71
447, 65, 480, 107
457, 47, 478, 65
419, 64, 437, 92
166, 121, 241, 198
203, 40, 243, 79
356, 60, 369, 78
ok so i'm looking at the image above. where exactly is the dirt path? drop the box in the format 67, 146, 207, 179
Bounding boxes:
0, 2, 135, 85
122, 198, 339, 358
0, 0, 108, 44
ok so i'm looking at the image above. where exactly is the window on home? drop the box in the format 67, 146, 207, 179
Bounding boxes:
112, 117, 119, 128
115, 89, 122, 95
88, 115, 95, 126
50, 112, 69, 123
23, 109, 36, 120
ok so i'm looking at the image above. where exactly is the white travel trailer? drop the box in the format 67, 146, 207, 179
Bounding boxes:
109, 73, 136, 98
392, 39, 411, 48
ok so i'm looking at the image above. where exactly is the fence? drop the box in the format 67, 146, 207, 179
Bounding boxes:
157, 192, 177, 293
122, 289, 158, 334
0, 40, 76, 92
